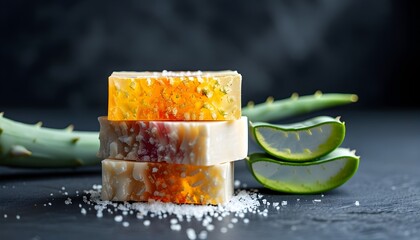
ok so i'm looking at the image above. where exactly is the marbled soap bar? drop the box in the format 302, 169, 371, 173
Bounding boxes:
108, 70, 242, 121
97, 116, 248, 166
101, 159, 234, 205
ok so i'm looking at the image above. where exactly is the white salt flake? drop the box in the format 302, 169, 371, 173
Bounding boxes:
234, 180, 241, 188
114, 215, 123, 222
122, 221, 130, 227
4, 214, 7, 218
80, 208, 87, 215
16, 215, 20, 220
281, 201, 287, 206
206, 224, 215, 231
64, 198, 72, 205
170, 224, 182, 231
143, 220, 151, 226
313, 199, 321, 203
355, 201, 360, 206
186, 228, 196, 240
198, 230, 208, 239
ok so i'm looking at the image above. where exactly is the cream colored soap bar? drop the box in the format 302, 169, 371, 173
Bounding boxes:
98, 116, 248, 166
108, 70, 242, 121
101, 159, 234, 205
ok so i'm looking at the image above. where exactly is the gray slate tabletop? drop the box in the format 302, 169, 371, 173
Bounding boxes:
1, 109, 419, 240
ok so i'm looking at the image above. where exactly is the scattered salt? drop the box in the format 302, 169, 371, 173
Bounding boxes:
355, 201, 360, 206
16, 215, 20, 220
64, 198, 72, 205
4, 214, 7, 218
76, 186, 264, 239
61, 187, 65, 191
313, 199, 321, 203
281, 201, 287, 206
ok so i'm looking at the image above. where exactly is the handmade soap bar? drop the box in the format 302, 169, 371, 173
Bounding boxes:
97, 116, 248, 166
108, 70, 242, 121
101, 159, 234, 205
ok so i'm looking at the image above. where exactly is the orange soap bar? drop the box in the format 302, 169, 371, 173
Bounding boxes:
108, 70, 242, 121
101, 159, 234, 205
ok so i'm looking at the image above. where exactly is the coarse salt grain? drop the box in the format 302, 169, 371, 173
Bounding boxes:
186, 228, 196, 240
313, 199, 321, 203
355, 201, 360, 206
114, 215, 123, 222
170, 224, 182, 231
198, 230, 208, 240
234, 180, 241, 188
122, 221, 130, 227
81, 208, 87, 215
143, 220, 151, 226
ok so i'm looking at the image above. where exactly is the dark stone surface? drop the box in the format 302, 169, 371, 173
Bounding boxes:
0, 110, 419, 240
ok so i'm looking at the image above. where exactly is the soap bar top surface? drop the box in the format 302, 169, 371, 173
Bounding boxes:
98, 116, 248, 166
101, 159, 234, 205
108, 70, 242, 121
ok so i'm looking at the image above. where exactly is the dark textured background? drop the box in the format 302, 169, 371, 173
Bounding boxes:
0, 0, 418, 111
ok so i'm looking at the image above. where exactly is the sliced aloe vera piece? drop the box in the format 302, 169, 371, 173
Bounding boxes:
247, 148, 360, 194
250, 116, 345, 162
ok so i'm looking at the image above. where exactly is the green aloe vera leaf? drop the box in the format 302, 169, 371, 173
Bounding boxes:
242, 92, 358, 122
0, 113, 100, 168
0, 92, 358, 168
246, 148, 360, 194
250, 116, 345, 161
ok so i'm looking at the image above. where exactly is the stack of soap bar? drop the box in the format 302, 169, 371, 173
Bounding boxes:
99, 70, 247, 205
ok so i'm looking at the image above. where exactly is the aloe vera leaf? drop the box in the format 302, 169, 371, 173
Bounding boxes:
0, 113, 100, 168
246, 148, 360, 194
242, 92, 358, 122
250, 116, 345, 162
0, 92, 358, 168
